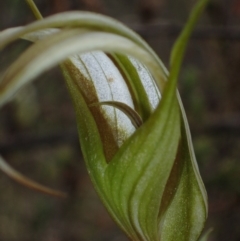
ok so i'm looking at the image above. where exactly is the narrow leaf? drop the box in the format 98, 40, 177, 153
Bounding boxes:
0, 155, 66, 198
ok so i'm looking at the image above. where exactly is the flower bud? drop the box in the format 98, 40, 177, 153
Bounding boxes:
0, 0, 208, 240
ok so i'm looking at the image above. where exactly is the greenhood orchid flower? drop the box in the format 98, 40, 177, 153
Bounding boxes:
0, 0, 208, 240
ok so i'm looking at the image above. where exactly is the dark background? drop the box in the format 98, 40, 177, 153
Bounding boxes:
0, 0, 240, 240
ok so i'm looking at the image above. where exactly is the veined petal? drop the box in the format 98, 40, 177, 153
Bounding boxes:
63, 51, 136, 160
128, 56, 161, 110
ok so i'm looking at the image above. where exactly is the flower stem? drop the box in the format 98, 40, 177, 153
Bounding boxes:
25, 0, 43, 20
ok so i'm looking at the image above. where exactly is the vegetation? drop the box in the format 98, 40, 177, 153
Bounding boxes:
1, 0, 239, 241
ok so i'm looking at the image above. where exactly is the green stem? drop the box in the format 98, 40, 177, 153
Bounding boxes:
25, 0, 43, 20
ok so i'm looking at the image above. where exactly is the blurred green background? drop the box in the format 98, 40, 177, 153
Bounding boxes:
0, 0, 240, 240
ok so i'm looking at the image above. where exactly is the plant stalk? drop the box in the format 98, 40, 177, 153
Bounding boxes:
25, 0, 43, 20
